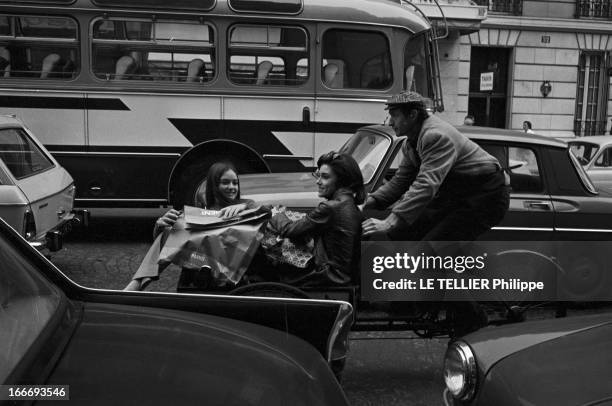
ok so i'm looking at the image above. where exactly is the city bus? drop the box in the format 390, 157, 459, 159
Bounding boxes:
0, 0, 443, 208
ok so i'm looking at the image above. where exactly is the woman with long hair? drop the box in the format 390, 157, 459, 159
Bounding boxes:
154, 162, 255, 238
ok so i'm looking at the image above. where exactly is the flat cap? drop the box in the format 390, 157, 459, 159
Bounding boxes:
384, 91, 426, 110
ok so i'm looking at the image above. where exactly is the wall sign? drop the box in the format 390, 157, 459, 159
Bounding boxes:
480, 71, 494, 91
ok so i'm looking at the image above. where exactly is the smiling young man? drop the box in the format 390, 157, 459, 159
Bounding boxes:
362, 91, 510, 242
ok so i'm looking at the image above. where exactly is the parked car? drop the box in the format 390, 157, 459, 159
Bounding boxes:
567, 135, 612, 195
0, 114, 86, 251
237, 124, 612, 301
0, 217, 352, 405
442, 311, 612, 405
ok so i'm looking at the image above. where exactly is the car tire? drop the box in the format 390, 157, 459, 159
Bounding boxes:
483, 250, 563, 319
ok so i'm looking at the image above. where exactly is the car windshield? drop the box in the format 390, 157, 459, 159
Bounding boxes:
339, 130, 390, 183
0, 227, 62, 382
568, 142, 599, 165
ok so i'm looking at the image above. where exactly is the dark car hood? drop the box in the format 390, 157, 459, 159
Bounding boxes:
46, 302, 346, 405
479, 321, 612, 405
240, 172, 321, 208
463, 312, 612, 374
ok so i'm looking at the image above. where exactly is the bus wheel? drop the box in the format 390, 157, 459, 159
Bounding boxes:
229, 282, 310, 299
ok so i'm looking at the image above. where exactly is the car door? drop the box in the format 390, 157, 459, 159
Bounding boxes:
477, 141, 555, 240
543, 146, 612, 299
544, 146, 612, 240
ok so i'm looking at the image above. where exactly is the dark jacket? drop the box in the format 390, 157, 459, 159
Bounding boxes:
370, 114, 502, 226
268, 188, 362, 286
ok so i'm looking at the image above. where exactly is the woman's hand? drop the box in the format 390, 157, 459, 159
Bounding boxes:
155, 209, 181, 229
219, 203, 248, 219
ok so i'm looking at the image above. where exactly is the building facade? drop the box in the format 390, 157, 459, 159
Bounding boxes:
418, 0, 612, 137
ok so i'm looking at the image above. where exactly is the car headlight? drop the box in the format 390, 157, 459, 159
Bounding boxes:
444, 341, 477, 401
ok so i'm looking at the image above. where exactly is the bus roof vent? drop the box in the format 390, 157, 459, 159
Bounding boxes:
92, 0, 216, 12
0, 0, 75, 4
229, 0, 303, 14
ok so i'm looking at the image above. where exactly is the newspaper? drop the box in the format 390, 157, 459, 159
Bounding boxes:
184, 205, 268, 230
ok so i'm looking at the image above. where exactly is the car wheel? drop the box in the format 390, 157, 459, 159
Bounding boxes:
483, 250, 563, 319
559, 252, 608, 303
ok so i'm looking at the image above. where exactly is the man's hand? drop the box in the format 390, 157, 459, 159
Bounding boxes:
362, 218, 392, 237
362, 213, 404, 237
155, 209, 181, 229
219, 203, 248, 219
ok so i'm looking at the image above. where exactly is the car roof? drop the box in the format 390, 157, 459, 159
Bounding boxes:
0, 114, 22, 127
360, 124, 568, 148
566, 135, 612, 146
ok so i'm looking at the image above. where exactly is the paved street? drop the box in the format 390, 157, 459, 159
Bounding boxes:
49, 208, 447, 405
48, 208, 612, 405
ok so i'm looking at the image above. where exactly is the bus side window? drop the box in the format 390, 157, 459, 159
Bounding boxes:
1, 16, 79, 80
321, 29, 392, 90
228, 24, 308, 86
92, 18, 215, 83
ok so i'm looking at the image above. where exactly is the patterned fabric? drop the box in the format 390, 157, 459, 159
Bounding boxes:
266, 189, 362, 286
261, 207, 314, 269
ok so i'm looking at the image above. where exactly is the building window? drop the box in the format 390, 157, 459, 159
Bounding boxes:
574, 52, 610, 136
576, 0, 612, 18
472, 0, 522, 14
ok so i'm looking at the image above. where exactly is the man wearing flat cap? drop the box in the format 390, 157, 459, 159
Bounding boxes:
362, 91, 509, 241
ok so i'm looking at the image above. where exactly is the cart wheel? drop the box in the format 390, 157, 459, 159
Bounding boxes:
229, 282, 310, 299
485, 249, 563, 320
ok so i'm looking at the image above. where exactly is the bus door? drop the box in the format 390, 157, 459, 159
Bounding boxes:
314, 24, 393, 165
223, 22, 316, 172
